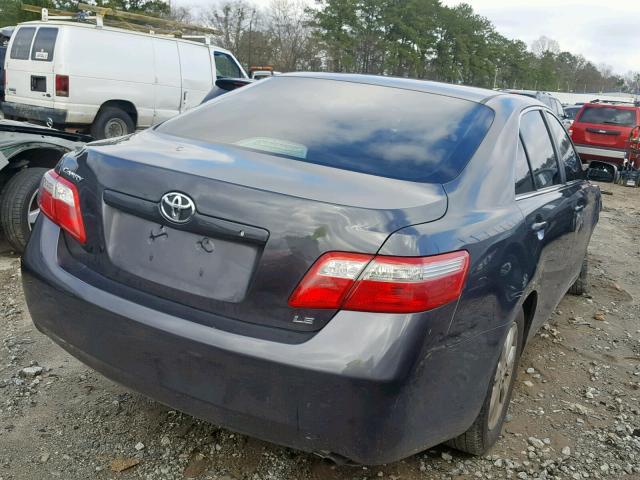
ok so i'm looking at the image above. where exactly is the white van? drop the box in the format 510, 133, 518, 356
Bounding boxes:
2, 21, 247, 139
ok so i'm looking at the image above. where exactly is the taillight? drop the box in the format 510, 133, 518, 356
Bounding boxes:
55, 74, 69, 97
568, 128, 573, 136
288, 250, 469, 313
38, 169, 86, 244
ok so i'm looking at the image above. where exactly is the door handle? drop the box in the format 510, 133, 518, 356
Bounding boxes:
531, 221, 547, 232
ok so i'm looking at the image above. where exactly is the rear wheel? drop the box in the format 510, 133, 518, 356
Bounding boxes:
0, 167, 48, 253
568, 255, 589, 295
447, 310, 524, 455
91, 107, 135, 140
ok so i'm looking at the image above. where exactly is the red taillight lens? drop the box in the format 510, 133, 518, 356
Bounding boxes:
288, 250, 469, 313
38, 169, 86, 244
55, 74, 69, 97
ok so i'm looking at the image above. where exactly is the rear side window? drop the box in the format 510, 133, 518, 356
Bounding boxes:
520, 111, 560, 189
10, 27, 36, 60
214, 51, 241, 78
545, 112, 582, 181
515, 138, 534, 195
578, 106, 636, 127
31, 27, 58, 62
158, 77, 495, 183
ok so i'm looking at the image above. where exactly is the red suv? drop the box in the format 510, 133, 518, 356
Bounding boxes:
570, 101, 640, 166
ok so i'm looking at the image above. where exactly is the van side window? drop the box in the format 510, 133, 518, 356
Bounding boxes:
515, 137, 535, 195
520, 111, 561, 189
214, 52, 241, 78
545, 112, 582, 181
10, 27, 36, 60
31, 27, 58, 62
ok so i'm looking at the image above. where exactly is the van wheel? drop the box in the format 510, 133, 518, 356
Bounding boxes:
446, 310, 524, 455
568, 256, 588, 295
0, 168, 48, 253
91, 107, 135, 140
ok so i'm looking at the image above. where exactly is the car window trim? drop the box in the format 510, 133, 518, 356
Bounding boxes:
540, 110, 567, 184
543, 110, 584, 183
517, 106, 565, 191
514, 133, 536, 196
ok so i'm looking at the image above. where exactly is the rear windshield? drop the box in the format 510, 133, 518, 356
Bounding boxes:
10, 27, 36, 60
578, 106, 637, 127
31, 27, 58, 62
158, 77, 495, 183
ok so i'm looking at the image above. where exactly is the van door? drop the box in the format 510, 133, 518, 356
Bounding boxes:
6, 26, 58, 108
177, 42, 213, 111
212, 50, 244, 79
152, 38, 181, 124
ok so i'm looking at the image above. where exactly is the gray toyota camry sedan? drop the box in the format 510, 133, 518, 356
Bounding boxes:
21, 73, 600, 465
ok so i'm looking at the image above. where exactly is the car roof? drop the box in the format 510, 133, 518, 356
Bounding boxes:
282, 72, 511, 104
581, 102, 639, 110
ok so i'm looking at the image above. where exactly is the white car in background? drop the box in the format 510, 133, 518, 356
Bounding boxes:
2, 21, 246, 139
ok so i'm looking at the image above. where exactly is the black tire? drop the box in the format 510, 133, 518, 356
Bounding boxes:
446, 309, 525, 455
568, 255, 589, 295
90, 106, 135, 140
0, 167, 49, 253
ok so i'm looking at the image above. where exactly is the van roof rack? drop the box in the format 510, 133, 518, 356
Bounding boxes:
22, 3, 219, 38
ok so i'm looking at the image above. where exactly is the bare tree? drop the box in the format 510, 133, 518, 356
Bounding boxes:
530, 35, 560, 57
267, 0, 317, 71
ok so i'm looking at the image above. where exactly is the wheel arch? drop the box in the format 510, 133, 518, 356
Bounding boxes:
0, 145, 69, 192
95, 100, 138, 127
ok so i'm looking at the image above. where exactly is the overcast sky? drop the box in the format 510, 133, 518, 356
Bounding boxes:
173, 0, 639, 75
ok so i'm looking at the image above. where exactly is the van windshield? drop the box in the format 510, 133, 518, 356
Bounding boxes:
158, 77, 495, 184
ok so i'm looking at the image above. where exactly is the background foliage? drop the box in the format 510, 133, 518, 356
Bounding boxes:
1, 0, 638, 93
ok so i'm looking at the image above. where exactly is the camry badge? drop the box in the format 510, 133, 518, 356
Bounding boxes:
159, 192, 196, 224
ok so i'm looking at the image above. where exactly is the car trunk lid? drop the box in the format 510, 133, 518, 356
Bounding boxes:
64, 131, 448, 332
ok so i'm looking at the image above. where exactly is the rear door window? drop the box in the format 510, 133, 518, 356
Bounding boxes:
158, 77, 496, 184
31, 27, 58, 62
545, 112, 582, 181
515, 137, 535, 195
578, 106, 636, 127
520, 110, 561, 189
10, 27, 36, 60
214, 51, 242, 78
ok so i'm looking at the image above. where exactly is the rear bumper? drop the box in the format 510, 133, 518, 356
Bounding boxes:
1, 101, 67, 125
575, 144, 626, 164
21, 218, 505, 464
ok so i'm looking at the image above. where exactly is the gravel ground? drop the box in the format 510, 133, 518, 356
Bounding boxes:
1, 183, 640, 480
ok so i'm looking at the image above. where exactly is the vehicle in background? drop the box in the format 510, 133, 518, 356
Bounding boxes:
0, 27, 14, 102
0, 119, 90, 252
201, 77, 254, 104
22, 74, 600, 465
2, 21, 246, 139
563, 104, 582, 128
249, 65, 280, 80
569, 100, 640, 167
500, 89, 566, 120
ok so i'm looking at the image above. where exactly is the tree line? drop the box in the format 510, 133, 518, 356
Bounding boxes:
2, 0, 639, 94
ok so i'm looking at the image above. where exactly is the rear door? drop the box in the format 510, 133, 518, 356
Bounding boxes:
177, 42, 213, 111
516, 109, 577, 328
6, 26, 58, 105
545, 111, 597, 276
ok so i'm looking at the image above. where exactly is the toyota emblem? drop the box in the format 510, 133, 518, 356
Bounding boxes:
159, 192, 196, 224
